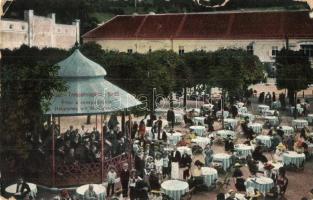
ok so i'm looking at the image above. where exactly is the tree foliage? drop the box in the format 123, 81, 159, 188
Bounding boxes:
0, 45, 67, 159
275, 48, 313, 105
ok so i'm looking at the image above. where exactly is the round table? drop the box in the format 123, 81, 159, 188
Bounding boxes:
203, 104, 214, 110
201, 167, 218, 187
177, 146, 192, 156
5, 183, 37, 199
264, 116, 279, 126
248, 123, 263, 134
167, 132, 183, 145
256, 135, 272, 148
191, 136, 212, 149
234, 144, 254, 158
258, 105, 270, 114
190, 125, 206, 136
264, 110, 279, 116
223, 118, 238, 130
238, 107, 248, 114
283, 151, 306, 168
245, 177, 274, 194
161, 180, 189, 200
193, 117, 205, 126
307, 114, 313, 124
280, 126, 294, 136
292, 119, 308, 130
76, 184, 106, 200
271, 101, 281, 109
216, 130, 236, 139
240, 113, 255, 122
225, 193, 247, 200
258, 161, 283, 173
216, 110, 229, 118
290, 106, 304, 115
175, 113, 184, 123
213, 153, 232, 171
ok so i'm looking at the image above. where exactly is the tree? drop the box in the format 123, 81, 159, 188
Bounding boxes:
275, 48, 312, 117
0, 45, 67, 163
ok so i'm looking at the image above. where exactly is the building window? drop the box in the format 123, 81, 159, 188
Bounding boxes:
21, 25, 25, 30
247, 45, 253, 55
272, 46, 279, 57
127, 49, 133, 53
9, 24, 13, 29
179, 46, 184, 55
301, 45, 313, 57
148, 46, 152, 53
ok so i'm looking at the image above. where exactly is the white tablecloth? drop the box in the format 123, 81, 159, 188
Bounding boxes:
161, 180, 189, 200
201, 167, 218, 187
175, 113, 184, 123
213, 153, 232, 171
264, 116, 279, 126
190, 125, 206, 136
216, 110, 229, 118
256, 135, 272, 148
283, 151, 306, 168
76, 184, 106, 200
307, 114, 313, 123
238, 107, 248, 114
280, 126, 294, 136
193, 117, 205, 126
203, 104, 214, 110
264, 110, 279, 116
225, 193, 247, 200
290, 106, 304, 115
258, 161, 283, 173
234, 144, 254, 158
191, 136, 212, 149
248, 123, 263, 134
271, 101, 281, 109
258, 105, 270, 113
177, 146, 192, 155
216, 130, 236, 139
245, 177, 274, 194
167, 132, 183, 145
5, 183, 37, 199
223, 118, 238, 130
236, 102, 245, 108
292, 119, 308, 130
240, 113, 255, 122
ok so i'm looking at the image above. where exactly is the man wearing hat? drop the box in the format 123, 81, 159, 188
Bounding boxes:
120, 163, 130, 198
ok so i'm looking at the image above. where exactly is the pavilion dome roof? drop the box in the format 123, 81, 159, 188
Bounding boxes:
57, 49, 107, 78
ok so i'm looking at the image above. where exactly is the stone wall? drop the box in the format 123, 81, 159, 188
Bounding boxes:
0, 10, 79, 50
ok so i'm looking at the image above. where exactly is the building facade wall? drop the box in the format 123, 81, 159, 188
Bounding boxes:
85, 38, 312, 63
0, 10, 79, 50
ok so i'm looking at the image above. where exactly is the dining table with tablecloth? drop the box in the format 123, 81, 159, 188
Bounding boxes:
234, 144, 254, 158
223, 118, 238, 130
292, 119, 308, 130
76, 184, 106, 200
240, 113, 255, 122
245, 177, 274, 194
167, 132, 183, 145
279, 126, 294, 136
216, 110, 229, 118
256, 135, 272, 148
191, 136, 212, 149
5, 183, 37, 199
264, 116, 279, 126
248, 123, 263, 134
282, 151, 306, 168
216, 130, 236, 139
201, 167, 218, 187
161, 180, 189, 200
258, 105, 270, 114
212, 153, 232, 171
193, 116, 205, 126
190, 125, 206, 136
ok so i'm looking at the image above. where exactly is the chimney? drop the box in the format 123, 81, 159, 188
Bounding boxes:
49, 13, 56, 23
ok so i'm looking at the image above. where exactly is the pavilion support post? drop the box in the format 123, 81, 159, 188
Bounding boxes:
51, 114, 56, 187
101, 114, 104, 183
121, 111, 126, 136
96, 115, 98, 130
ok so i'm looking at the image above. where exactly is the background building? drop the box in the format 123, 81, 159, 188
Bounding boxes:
0, 10, 80, 50
83, 10, 313, 64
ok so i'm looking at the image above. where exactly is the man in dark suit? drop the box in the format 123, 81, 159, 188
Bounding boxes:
180, 151, 192, 180
14, 177, 31, 200
120, 163, 130, 198
167, 108, 175, 129
156, 116, 163, 140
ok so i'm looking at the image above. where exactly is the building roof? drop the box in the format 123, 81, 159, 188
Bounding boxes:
82, 10, 313, 40
57, 49, 107, 78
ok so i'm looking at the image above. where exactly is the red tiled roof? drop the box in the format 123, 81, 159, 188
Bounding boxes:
82, 10, 313, 40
